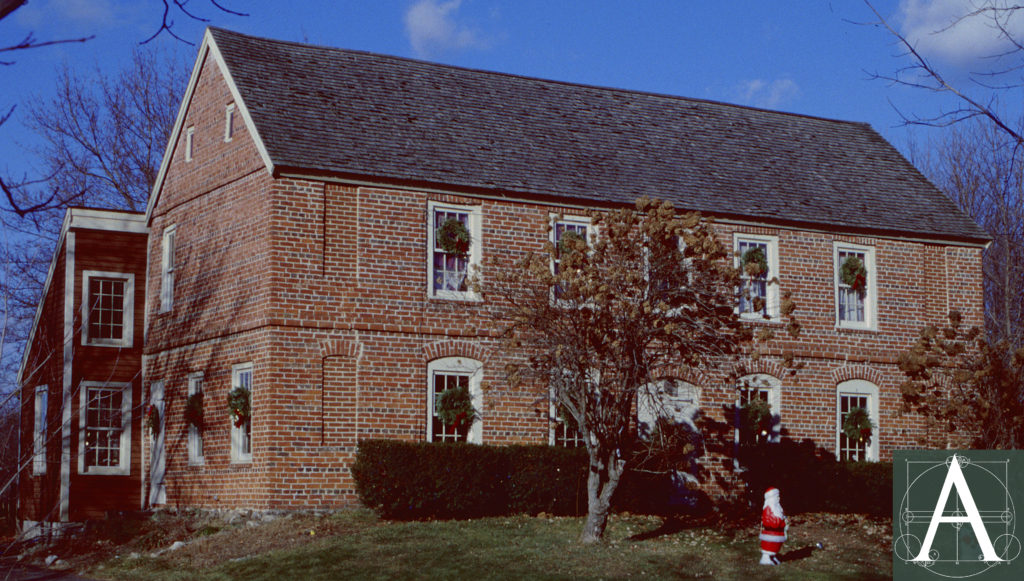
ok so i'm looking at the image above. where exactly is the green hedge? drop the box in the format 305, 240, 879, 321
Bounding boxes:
738, 439, 893, 517
352, 440, 589, 519
352, 439, 892, 520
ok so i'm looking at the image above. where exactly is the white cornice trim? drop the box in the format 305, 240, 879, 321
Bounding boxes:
277, 170, 991, 250
145, 28, 275, 225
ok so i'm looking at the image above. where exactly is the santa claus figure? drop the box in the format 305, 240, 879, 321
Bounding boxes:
759, 487, 788, 565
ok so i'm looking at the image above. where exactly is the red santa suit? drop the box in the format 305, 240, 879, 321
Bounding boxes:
759, 487, 787, 565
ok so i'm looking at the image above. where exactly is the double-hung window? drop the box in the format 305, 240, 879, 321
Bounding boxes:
187, 372, 204, 465
428, 202, 482, 300
33, 386, 48, 475
79, 381, 132, 475
160, 225, 176, 313
836, 380, 879, 461
734, 234, 779, 319
834, 243, 876, 330
81, 271, 134, 347
735, 374, 781, 446
230, 363, 253, 463
551, 216, 591, 300
427, 357, 483, 443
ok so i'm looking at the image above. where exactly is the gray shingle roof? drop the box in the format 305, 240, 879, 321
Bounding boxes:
209, 27, 989, 243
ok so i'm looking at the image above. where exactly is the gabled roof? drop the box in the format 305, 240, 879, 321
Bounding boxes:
155, 27, 988, 244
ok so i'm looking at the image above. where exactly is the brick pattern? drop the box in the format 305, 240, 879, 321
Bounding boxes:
140, 57, 985, 511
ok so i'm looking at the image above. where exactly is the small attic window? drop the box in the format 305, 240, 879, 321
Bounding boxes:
185, 126, 195, 162
224, 103, 236, 142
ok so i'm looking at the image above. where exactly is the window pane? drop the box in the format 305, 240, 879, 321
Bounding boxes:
431, 372, 471, 442
88, 277, 127, 341
738, 240, 768, 316
84, 386, 126, 469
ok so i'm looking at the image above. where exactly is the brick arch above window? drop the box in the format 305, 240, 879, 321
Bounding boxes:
651, 366, 710, 389
830, 364, 885, 386
731, 358, 787, 382
422, 339, 489, 363
317, 337, 363, 360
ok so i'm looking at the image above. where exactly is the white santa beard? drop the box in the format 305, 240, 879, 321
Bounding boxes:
764, 498, 784, 518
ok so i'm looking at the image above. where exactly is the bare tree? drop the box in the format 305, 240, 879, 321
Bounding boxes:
863, 0, 1024, 144
20, 48, 188, 216
916, 119, 1024, 349
479, 198, 799, 543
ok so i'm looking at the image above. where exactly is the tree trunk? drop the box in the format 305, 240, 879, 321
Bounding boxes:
580, 447, 625, 544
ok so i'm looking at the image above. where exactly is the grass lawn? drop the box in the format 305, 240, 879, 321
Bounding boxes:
22, 510, 892, 580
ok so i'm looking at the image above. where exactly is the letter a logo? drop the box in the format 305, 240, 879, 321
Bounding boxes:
913, 454, 1002, 562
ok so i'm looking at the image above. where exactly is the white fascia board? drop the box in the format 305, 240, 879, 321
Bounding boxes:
145, 27, 275, 225
68, 208, 147, 233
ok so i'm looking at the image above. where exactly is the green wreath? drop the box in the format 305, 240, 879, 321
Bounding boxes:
740, 398, 773, 438
184, 392, 204, 429
437, 385, 477, 431
840, 256, 868, 293
227, 387, 250, 428
146, 405, 160, 437
741, 247, 768, 278
437, 218, 471, 255
557, 230, 587, 259
842, 407, 874, 444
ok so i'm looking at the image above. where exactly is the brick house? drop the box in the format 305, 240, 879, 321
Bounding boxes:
17, 208, 147, 535
19, 27, 988, 523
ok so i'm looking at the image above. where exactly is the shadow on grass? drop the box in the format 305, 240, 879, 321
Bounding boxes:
780, 545, 817, 562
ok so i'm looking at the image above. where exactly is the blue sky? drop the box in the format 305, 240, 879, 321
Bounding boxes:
2, 0, 1022, 181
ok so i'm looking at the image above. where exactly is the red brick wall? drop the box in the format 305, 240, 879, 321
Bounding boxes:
20, 226, 148, 524
142, 56, 986, 510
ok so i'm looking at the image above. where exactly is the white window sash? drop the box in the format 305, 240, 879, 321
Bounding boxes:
187, 373, 204, 465
427, 202, 482, 300
80, 271, 135, 348
77, 381, 132, 476
733, 233, 779, 319
426, 357, 483, 444
160, 226, 176, 313
230, 363, 253, 463
33, 386, 48, 475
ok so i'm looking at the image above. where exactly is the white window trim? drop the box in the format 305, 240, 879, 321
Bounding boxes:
187, 372, 204, 466
230, 363, 253, 464
833, 242, 877, 330
224, 103, 235, 142
80, 271, 135, 348
736, 373, 782, 443
836, 379, 880, 462
77, 381, 132, 476
427, 201, 483, 301
733, 233, 780, 320
160, 225, 176, 313
426, 357, 483, 444
549, 214, 593, 305
185, 126, 194, 162
33, 385, 48, 476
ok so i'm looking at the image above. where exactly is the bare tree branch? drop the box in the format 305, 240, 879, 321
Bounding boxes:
141, 0, 250, 45
863, 0, 1024, 144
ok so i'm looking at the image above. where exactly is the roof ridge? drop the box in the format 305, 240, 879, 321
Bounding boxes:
206, 26, 869, 129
